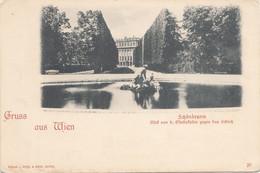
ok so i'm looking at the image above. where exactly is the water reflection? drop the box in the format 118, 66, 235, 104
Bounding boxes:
41, 82, 242, 109
133, 91, 155, 109
42, 83, 113, 109
176, 83, 188, 109
64, 91, 112, 109
185, 84, 242, 108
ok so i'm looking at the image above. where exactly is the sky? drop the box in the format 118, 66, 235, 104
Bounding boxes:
58, 1, 186, 39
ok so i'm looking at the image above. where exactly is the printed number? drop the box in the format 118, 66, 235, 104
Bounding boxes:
247, 163, 252, 167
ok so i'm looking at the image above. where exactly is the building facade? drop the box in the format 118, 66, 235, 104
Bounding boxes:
115, 37, 141, 67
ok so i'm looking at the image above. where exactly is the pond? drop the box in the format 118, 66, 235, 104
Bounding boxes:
41, 82, 242, 110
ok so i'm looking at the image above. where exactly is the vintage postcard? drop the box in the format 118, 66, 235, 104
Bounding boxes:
1, 0, 260, 172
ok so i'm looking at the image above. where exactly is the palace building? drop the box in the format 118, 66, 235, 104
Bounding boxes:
115, 37, 141, 67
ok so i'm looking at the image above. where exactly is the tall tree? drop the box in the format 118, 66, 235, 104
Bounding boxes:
76, 10, 118, 73
163, 9, 182, 64
182, 6, 241, 74
41, 6, 70, 73
143, 9, 182, 72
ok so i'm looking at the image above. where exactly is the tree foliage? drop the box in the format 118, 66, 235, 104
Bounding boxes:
41, 6, 70, 73
75, 10, 118, 73
42, 7, 117, 73
182, 6, 241, 74
143, 9, 182, 72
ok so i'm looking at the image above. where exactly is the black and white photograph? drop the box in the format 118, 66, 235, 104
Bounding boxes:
41, 4, 242, 110
2, 0, 260, 172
